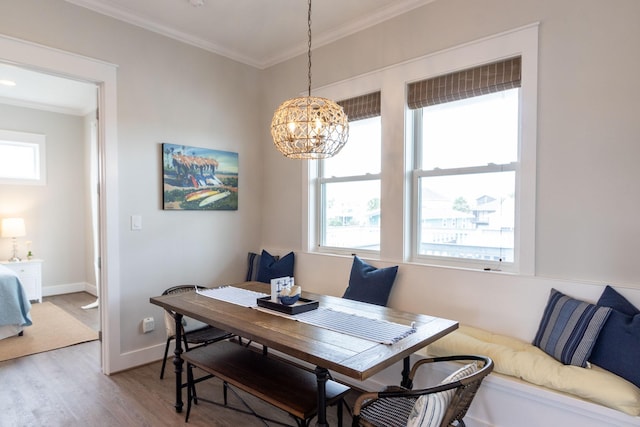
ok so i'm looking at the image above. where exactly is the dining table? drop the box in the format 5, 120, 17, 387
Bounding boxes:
150, 281, 458, 426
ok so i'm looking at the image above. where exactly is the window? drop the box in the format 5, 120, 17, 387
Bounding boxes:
0, 129, 46, 185
303, 24, 538, 273
317, 92, 381, 253
410, 57, 524, 271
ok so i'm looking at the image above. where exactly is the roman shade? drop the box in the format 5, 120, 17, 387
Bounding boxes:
338, 91, 381, 121
407, 56, 521, 109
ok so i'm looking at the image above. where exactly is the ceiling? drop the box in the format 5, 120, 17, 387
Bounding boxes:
0, 0, 434, 114
66, 0, 435, 69
0, 63, 97, 116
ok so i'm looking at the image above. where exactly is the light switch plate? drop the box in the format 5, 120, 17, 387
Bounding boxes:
131, 215, 142, 231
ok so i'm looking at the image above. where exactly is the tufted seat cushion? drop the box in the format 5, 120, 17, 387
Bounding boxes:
422, 324, 640, 416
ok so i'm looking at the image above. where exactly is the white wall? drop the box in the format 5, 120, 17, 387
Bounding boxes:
0, 0, 264, 358
0, 104, 89, 293
260, 0, 640, 288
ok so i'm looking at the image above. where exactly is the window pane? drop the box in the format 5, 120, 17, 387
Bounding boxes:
421, 89, 518, 170
322, 180, 380, 250
0, 141, 40, 180
322, 117, 381, 177
418, 171, 515, 262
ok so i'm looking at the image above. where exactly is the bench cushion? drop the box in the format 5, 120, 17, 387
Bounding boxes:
423, 324, 640, 416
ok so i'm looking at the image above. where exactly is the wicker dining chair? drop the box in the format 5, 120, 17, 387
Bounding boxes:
159, 285, 234, 379
352, 355, 493, 427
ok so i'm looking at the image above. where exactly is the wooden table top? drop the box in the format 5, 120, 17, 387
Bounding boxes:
150, 281, 458, 381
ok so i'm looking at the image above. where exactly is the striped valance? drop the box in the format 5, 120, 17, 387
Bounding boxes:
337, 91, 381, 122
407, 57, 521, 109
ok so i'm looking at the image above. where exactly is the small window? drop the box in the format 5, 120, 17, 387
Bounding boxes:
317, 91, 381, 253
0, 129, 46, 185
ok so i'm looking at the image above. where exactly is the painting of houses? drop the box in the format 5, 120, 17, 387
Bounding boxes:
162, 143, 238, 210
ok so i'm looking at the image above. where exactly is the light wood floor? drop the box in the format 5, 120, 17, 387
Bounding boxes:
0, 293, 357, 426
44, 291, 100, 331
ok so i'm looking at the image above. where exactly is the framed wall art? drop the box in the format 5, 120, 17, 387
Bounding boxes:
162, 143, 238, 210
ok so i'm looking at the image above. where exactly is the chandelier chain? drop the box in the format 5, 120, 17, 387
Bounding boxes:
307, 0, 312, 97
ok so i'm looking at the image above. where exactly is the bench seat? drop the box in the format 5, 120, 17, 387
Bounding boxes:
182, 340, 351, 426
420, 324, 640, 417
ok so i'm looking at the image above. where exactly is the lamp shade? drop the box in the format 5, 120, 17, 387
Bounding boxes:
1, 218, 26, 238
271, 96, 349, 159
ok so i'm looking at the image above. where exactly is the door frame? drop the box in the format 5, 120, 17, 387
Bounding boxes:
0, 34, 121, 374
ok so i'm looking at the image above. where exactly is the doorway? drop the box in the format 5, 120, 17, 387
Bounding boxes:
0, 63, 101, 356
0, 34, 120, 374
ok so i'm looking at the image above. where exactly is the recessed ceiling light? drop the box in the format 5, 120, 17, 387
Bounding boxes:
0, 79, 16, 87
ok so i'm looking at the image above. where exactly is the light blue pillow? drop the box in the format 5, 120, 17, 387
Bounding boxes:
342, 256, 398, 306
532, 289, 611, 367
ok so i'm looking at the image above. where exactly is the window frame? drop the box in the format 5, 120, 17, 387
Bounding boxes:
302, 24, 538, 274
410, 84, 522, 272
0, 129, 46, 185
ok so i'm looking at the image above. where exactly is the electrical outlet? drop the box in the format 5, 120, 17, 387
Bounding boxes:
142, 317, 154, 333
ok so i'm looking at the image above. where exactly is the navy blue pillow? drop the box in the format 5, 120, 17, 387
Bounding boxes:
246, 251, 280, 281
589, 286, 640, 388
256, 250, 294, 283
342, 256, 398, 306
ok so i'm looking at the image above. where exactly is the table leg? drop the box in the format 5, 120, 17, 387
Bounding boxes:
314, 366, 330, 427
401, 356, 413, 389
173, 313, 184, 413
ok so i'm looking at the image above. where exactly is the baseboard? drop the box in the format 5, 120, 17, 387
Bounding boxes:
42, 282, 97, 297
112, 343, 167, 374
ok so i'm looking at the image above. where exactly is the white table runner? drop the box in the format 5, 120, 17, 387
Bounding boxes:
197, 286, 416, 344
295, 307, 416, 345
196, 286, 267, 307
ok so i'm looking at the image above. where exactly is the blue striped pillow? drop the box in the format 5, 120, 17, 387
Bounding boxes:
246, 252, 262, 281
533, 289, 612, 367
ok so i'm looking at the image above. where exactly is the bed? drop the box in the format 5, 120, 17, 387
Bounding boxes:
0, 264, 32, 340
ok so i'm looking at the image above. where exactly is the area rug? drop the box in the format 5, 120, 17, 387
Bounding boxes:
0, 301, 98, 362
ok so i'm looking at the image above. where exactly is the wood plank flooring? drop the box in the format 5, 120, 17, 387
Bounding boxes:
0, 293, 357, 427
43, 291, 100, 331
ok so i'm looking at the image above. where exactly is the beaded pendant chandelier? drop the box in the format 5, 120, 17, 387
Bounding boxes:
270, 0, 349, 159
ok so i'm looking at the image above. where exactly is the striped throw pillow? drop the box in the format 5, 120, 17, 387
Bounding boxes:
407, 362, 478, 427
246, 252, 262, 281
533, 288, 611, 367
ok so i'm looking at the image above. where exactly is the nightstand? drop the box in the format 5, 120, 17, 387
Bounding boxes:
0, 259, 43, 303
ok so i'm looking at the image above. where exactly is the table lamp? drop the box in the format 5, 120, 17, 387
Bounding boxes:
1, 217, 26, 262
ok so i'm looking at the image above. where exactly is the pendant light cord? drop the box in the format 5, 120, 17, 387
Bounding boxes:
307, 0, 312, 97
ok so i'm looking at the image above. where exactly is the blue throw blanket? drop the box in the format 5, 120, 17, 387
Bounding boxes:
0, 264, 32, 327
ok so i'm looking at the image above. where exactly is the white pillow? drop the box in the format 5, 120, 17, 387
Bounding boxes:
407, 362, 478, 427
